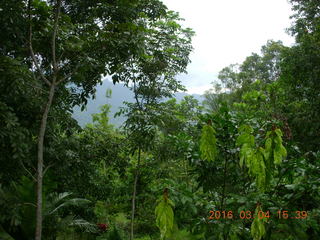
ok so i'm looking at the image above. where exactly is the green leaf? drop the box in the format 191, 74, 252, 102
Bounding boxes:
255, 149, 266, 192
200, 124, 217, 162
237, 125, 268, 192
251, 205, 267, 240
274, 128, 283, 137
237, 125, 255, 170
264, 137, 272, 159
265, 128, 287, 165
155, 195, 175, 239
273, 149, 282, 165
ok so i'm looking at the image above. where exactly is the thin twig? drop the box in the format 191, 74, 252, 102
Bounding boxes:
133, 80, 142, 110
17, 202, 37, 208
20, 160, 36, 182
56, 63, 80, 85
43, 163, 54, 177
28, 0, 51, 87
273, 166, 290, 196
52, 0, 62, 74
28, 83, 49, 93
57, 51, 64, 64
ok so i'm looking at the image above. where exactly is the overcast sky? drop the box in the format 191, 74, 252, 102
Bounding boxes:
161, 0, 295, 94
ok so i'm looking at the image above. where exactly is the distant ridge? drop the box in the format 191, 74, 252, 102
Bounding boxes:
72, 80, 203, 127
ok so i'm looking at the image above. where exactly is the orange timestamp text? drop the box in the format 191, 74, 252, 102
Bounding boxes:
208, 210, 308, 220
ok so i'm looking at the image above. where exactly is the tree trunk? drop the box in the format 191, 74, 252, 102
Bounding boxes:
130, 147, 141, 240
30, 1, 61, 239
35, 84, 55, 240
220, 154, 228, 210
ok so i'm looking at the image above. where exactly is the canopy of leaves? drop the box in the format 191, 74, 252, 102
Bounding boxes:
1, 0, 320, 239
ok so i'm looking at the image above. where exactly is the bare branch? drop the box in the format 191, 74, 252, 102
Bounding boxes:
28, 0, 51, 87
56, 63, 80, 86
17, 202, 37, 208
133, 80, 142, 110
20, 160, 36, 182
43, 163, 54, 177
52, 0, 62, 75
57, 51, 64, 63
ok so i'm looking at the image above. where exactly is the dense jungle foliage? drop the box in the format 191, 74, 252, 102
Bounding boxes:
0, 0, 319, 239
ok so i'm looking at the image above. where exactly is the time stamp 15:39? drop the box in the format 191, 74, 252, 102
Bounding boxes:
208, 210, 308, 220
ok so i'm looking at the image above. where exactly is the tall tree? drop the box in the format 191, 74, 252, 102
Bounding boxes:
0, 0, 177, 239
279, 0, 320, 151
114, 10, 194, 239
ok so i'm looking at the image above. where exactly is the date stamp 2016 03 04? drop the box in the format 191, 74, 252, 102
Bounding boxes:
208, 210, 308, 220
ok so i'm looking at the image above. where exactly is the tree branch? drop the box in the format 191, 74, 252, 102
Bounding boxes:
130, 146, 141, 240
28, 0, 51, 87
18, 202, 37, 208
55, 63, 80, 86
133, 80, 142, 110
43, 163, 54, 177
52, 0, 62, 74
20, 160, 36, 182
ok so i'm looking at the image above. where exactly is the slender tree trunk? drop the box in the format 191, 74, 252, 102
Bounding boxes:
35, 83, 55, 240
220, 154, 228, 210
222, 157, 228, 240
29, 1, 61, 239
130, 147, 141, 240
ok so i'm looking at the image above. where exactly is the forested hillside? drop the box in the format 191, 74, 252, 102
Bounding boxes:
72, 79, 203, 127
0, 0, 319, 240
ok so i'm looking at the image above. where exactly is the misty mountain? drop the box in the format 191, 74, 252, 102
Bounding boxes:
72, 80, 204, 127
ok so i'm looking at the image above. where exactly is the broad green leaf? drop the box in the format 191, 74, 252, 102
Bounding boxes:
237, 125, 256, 169
238, 124, 253, 134
264, 137, 272, 160
251, 205, 267, 240
155, 195, 175, 239
200, 124, 217, 162
280, 145, 287, 157
274, 128, 283, 137
265, 128, 287, 165
237, 125, 273, 192
273, 149, 282, 165
255, 148, 266, 192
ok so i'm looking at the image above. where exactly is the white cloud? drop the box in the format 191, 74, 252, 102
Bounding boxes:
186, 84, 213, 94
162, 0, 295, 94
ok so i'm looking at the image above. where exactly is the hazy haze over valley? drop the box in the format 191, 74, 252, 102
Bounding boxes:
73, 79, 204, 127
